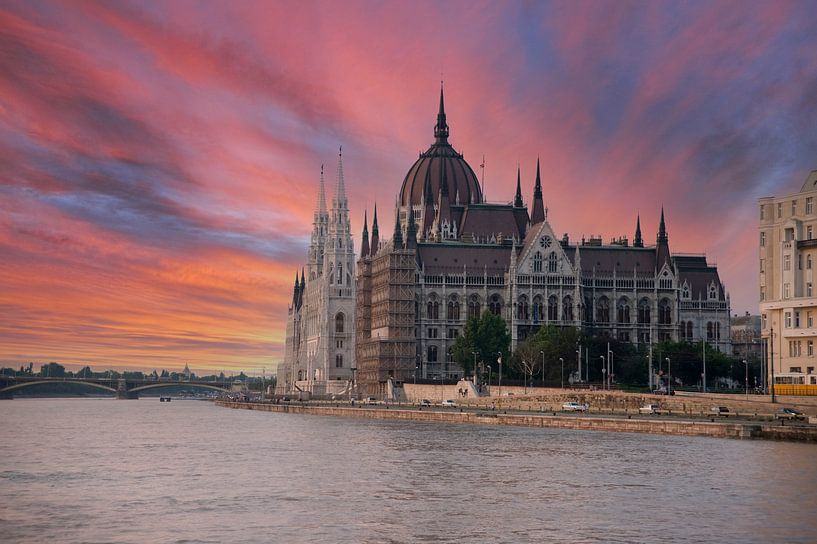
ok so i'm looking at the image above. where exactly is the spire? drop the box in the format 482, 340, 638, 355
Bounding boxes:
657, 206, 667, 243
316, 164, 327, 215
393, 209, 403, 248
634, 214, 643, 248
434, 82, 449, 144
360, 209, 370, 258
370, 203, 379, 254
514, 164, 523, 207
406, 204, 417, 250
530, 157, 545, 224
292, 272, 300, 306
333, 146, 347, 210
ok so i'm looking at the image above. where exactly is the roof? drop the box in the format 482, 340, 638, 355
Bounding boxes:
674, 256, 725, 300
417, 242, 512, 275
459, 204, 526, 240
571, 245, 657, 274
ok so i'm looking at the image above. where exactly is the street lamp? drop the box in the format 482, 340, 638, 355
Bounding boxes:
471, 351, 478, 383
665, 357, 671, 395
576, 348, 581, 384
599, 355, 605, 390
540, 350, 545, 388
559, 357, 564, 389
497, 353, 503, 397
742, 359, 749, 398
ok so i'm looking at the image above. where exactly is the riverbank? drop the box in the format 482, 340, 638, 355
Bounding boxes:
216, 400, 817, 443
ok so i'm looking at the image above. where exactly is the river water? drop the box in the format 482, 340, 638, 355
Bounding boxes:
1, 399, 815, 543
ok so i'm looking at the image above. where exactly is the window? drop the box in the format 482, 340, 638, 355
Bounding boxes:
489, 294, 502, 316
617, 297, 630, 324
427, 345, 438, 363
427, 298, 439, 319
548, 295, 559, 321
809, 225, 814, 240
658, 298, 672, 325
760, 287, 765, 301
785, 312, 792, 328
447, 328, 459, 339
760, 232, 766, 246
335, 354, 343, 368
595, 296, 609, 323
809, 341, 814, 357
532, 296, 543, 323
547, 252, 558, 273
447, 295, 460, 320
809, 255, 813, 269
563, 295, 574, 321
706, 322, 714, 340
336, 340, 343, 349
532, 252, 543, 273
682, 284, 690, 299
760, 205, 765, 220
785, 228, 794, 241
792, 200, 797, 216
686, 321, 693, 339
808, 312, 813, 328
762, 313, 767, 329
809, 283, 813, 297
517, 296, 529, 320
638, 298, 651, 324
427, 327, 438, 339
335, 312, 345, 333
784, 255, 791, 271
468, 295, 480, 319
778, 203, 782, 218
760, 259, 765, 273
795, 311, 801, 327
784, 283, 791, 298
809, 197, 814, 214
337, 262, 343, 284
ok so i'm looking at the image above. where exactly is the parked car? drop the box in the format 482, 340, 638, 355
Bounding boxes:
562, 401, 589, 412
639, 404, 662, 415
710, 406, 730, 417
364, 396, 379, 405
442, 399, 458, 407
281, 396, 291, 402
775, 408, 806, 421
418, 399, 432, 406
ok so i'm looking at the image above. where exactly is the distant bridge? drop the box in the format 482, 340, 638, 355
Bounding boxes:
0, 376, 234, 399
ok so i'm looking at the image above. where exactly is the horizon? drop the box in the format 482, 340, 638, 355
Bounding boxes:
3, 1, 817, 372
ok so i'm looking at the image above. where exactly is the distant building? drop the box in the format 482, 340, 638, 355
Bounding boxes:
353, 87, 731, 397
276, 153, 357, 397
731, 312, 761, 360
759, 170, 817, 389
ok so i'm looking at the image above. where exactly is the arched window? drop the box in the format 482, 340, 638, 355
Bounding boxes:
596, 296, 610, 323
517, 296, 529, 320
427, 345, 438, 363
489, 294, 502, 315
687, 321, 693, 339
335, 354, 343, 368
638, 298, 651, 324
532, 252, 543, 273
447, 295, 460, 320
297, 370, 303, 381
681, 284, 690, 299
563, 295, 573, 321
548, 295, 558, 321
706, 322, 714, 340
427, 296, 439, 320
658, 298, 672, 325
468, 295, 481, 319
335, 312, 345, 333
715, 322, 721, 340
548, 252, 558, 273
337, 262, 343, 285
617, 297, 630, 324
709, 284, 718, 300
532, 295, 543, 323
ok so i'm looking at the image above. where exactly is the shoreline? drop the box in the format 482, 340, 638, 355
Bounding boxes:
215, 400, 817, 443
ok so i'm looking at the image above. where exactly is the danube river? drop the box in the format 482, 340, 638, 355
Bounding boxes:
1, 399, 815, 543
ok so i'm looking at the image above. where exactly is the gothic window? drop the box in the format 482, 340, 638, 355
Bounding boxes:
427, 345, 438, 363
596, 296, 610, 323
532, 252, 543, 273
489, 294, 502, 316
563, 295, 573, 321
427, 296, 440, 320
447, 295, 460, 320
687, 321, 693, 339
335, 312, 345, 333
638, 298, 651, 325
681, 284, 690, 299
548, 252, 558, 273
548, 295, 558, 321
708, 284, 718, 300
532, 295, 543, 323
337, 262, 343, 284
706, 322, 714, 340
617, 297, 630, 324
679, 321, 686, 339
335, 354, 343, 368
298, 370, 303, 381
468, 295, 481, 319
715, 322, 721, 340
658, 298, 672, 325
517, 296, 529, 320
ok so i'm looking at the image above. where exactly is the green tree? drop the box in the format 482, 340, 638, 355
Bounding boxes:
513, 325, 582, 384
451, 311, 511, 378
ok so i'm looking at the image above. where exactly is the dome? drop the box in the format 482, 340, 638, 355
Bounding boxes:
398, 88, 483, 207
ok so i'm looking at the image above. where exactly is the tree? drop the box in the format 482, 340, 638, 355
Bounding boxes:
451, 311, 511, 378
513, 325, 582, 384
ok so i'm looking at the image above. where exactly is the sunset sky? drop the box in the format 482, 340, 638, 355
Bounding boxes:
2, 0, 817, 373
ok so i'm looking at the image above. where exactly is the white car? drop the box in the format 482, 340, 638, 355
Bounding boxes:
562, 401, 588, 412
639, 404, 662, 415
442, 399, 458, 407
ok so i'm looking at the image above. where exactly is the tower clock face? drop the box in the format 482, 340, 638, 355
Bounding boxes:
539, 235, 552, 248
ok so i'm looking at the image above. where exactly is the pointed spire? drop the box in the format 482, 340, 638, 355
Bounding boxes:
333, 146, 347, 210
434, 82, 449, 144
514, 164, 523, 207
634, 214, 643, 248
393, 209, 403, 248
406, 204, 417, 249
657, 206, 667, 243
316, 164, 327, 216
370, 203, 379, 254
292, 272, 300, 306
360, 209, 370, 258
530, 157, 545, 224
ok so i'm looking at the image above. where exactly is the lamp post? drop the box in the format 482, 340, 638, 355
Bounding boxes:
599, 355, 605, 389
702, 340, 707, 393
576, 348, 581, 385
559, 357, 564, 389
665, 357, 671, 395
742, 359, 748, 398
770, 327, 776, 403
540, 350, 545, 388
471, 351, 478, 384
486, 365, 492, 391
497, 353, 503, 397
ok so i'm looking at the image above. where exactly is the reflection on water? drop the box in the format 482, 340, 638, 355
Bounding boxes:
1, 399, 815, 543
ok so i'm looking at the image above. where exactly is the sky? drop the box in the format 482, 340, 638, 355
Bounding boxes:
2, 0, 817, 373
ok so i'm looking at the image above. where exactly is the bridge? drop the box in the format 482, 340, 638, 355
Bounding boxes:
0, 376, 234, 399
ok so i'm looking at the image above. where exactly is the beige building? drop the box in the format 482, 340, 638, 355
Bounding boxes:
759, 170, 817, 391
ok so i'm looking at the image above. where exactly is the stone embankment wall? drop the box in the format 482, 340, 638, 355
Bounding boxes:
216, 401, 817, 443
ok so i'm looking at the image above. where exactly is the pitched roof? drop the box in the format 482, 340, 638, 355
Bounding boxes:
417, 242, 512, 275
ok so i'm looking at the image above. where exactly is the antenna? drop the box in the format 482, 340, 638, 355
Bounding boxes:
480, 154, 485, 203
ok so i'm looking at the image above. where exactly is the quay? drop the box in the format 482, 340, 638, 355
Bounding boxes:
215, 400, 817, 443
